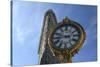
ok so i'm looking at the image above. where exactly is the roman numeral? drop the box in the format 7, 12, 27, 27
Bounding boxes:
54, 39, 59, 44
58, 41, 63, 48
54, 33, 62, 36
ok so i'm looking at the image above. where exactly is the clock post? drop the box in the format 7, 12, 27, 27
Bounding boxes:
48, 17, 86, 63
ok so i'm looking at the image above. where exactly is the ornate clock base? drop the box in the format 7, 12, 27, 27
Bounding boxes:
56, 54, 72, 63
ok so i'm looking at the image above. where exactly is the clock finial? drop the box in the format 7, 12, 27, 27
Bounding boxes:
63, 16, 70, 23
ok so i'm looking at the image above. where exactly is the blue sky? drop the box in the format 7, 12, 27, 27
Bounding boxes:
12, 1, 97, 66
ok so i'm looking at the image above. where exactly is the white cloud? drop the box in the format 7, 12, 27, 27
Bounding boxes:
16, 27, 25, 43
83, 16, 97, 47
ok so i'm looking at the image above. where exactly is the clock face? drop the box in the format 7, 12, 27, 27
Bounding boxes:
51, 24, 81, 50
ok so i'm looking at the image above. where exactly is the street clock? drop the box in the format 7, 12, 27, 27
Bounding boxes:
48, 17, 86, 63
39, 9, 86, 64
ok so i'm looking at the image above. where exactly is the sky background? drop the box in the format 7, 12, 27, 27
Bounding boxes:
12, 1, 97, 66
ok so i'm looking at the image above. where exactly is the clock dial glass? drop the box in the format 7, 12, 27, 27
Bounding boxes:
52, 24, 81, 50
